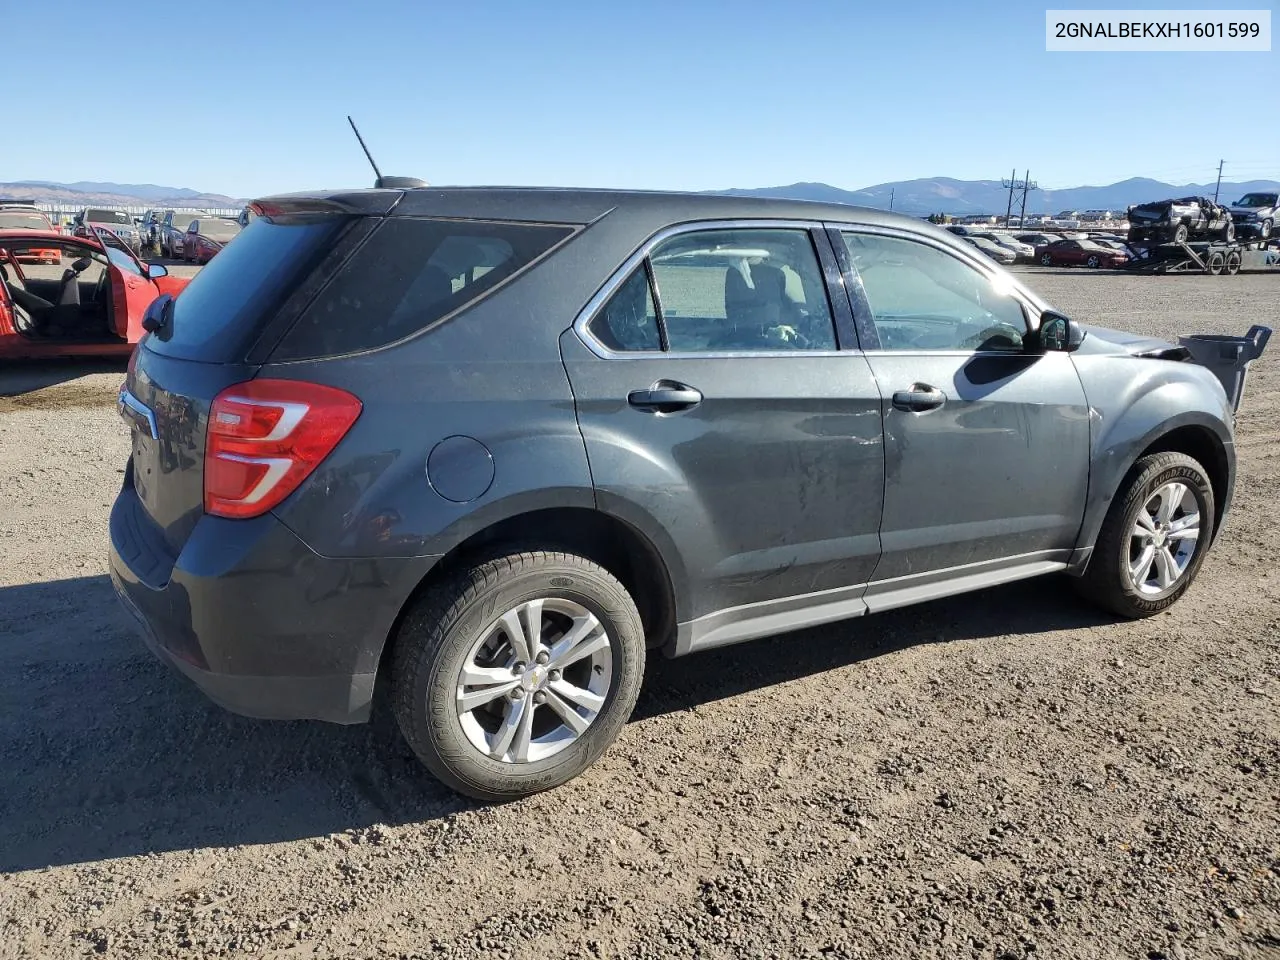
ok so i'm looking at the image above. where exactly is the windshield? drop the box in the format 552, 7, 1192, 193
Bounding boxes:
171, 213, 198, 230
1235, 193, 1277, 207
200, 220, 242, 242
86, 209, 131, 225
0, 212, 52, 229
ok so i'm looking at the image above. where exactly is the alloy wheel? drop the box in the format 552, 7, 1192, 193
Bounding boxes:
454, 598, 613, 763
1128, 482, 1201, 595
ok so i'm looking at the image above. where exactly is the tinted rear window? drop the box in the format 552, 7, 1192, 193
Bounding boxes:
270, 217, 575, 360
144, 217, 348, 362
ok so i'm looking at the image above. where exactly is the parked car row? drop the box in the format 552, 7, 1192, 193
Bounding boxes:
137, 209, 243, 262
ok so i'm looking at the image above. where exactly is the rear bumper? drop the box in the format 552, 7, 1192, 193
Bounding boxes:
108, 476, 439, 724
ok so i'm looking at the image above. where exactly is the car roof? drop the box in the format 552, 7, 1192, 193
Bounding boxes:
254, 185, 936, 231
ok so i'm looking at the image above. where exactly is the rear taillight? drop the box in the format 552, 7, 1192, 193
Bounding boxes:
204, 379, 362, 519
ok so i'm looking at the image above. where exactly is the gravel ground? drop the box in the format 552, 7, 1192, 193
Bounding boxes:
1, 266, 1277, 960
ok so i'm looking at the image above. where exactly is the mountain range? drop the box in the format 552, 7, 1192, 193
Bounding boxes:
0, 181, 244, 208
3, 177, 1276, 216
713, 177, 1280, 216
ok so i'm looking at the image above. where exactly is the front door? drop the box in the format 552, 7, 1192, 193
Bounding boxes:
832, 227, 1090, 606
561, 223, 885, 648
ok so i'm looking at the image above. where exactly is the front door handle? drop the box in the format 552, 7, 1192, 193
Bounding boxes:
892, 384, 947, 412
628, 379, 703, 412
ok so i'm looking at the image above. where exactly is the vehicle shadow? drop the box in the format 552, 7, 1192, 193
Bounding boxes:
634, 575, 1112, 720
0, 358, 127, 398
0, 572, 1115, 873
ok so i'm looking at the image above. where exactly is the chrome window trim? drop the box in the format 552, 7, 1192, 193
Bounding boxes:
825, 221, 1052, 329
572, 218, 848, 360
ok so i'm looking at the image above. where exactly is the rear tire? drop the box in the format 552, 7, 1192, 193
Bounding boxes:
1040, 253, 1054, 266
392, 549, 646, 802
1075, 452, 1214, 619
1173, 224, 1189, 244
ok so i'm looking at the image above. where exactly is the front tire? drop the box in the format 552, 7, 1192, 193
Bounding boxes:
1075, 452, 1215, 618
1086, 254, 1101, 268
392, 550, 646, 801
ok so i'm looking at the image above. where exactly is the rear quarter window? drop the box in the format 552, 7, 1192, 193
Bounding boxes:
144, 217, 349, 363
269, 218, 576, 361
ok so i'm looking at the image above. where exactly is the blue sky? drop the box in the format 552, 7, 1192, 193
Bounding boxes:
4, 0, 1276, 197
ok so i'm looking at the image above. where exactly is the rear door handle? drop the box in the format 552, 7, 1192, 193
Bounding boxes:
892, 384, 946, 412
628, 380, 703, 412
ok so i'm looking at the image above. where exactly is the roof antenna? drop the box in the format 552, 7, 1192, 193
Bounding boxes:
347, 115, 428, 190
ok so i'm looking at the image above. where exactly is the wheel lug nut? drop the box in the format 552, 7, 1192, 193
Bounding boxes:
548, 669, 561, 682
535, 651, 550, 665
533, 691, 547, 705
509, 688, 524, 701
512, 662, 526, 675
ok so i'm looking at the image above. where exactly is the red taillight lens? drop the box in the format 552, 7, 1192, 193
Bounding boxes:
204, 379, 362, 519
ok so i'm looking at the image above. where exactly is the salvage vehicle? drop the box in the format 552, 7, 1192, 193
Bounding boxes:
1036, 238, 1129, 268
160, 211, 199, 259
1127, 196, 1234, 244
73, 208, 143, 250
960, 234, 1016, 264
0, 206, 61, 264
0, 228, 189, 358
109, 187, 1268, 801
182, 217, 242, 264
971, 232, 1035, 261
1227, 191, 1277, 240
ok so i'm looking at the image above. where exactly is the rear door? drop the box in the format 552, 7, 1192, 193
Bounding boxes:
561, 221, 885, 639
831, 226, 1090, 603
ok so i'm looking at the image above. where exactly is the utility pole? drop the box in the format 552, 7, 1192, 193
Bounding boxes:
1214, 159, 1225, 202
1002, 169, 1038, 225
889, 188, 895, 213
1019, 170, 1038, 226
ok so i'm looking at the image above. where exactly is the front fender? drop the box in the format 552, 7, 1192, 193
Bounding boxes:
1073, 355, 1235, 556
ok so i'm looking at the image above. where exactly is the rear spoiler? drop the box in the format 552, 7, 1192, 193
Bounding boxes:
1178, 325, 1272, 413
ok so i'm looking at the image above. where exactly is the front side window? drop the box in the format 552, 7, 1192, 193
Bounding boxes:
589, 227, 837, 354
841, 232, 1027, 352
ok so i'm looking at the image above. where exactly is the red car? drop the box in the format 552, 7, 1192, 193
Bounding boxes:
0, 228, 190, 358
1035, 238, 1129, 269
0, 207, 61, 263
182, 217, 242, 264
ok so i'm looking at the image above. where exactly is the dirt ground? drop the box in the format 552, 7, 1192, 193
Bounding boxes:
0, 265, 1277, 960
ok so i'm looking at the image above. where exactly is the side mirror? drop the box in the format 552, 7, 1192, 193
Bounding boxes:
141, 294, 175, 335
71, 257, 92, 274
1035, 310, 1086, 352
147, 263, 168, 279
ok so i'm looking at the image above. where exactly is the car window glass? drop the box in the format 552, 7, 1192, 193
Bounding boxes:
841, 232, 1027, 352
589, 266, 661, 351
648, 228, 836, 353
272, 217, 574, 360
104, 246, 143, 277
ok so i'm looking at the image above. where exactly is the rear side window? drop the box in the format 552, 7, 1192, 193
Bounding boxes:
271, 218, 576, 360
145, 217, 348, 362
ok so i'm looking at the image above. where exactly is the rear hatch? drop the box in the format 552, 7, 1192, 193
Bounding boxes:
120, 201, 378, 556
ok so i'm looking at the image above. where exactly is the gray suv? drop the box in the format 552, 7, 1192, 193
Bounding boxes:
110, 188, 1262, 800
